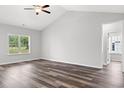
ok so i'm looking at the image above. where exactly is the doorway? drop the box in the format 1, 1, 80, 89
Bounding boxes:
107, 32, 122, 65
102, 21, 123, 69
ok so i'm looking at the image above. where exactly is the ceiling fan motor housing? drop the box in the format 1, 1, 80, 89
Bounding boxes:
24, 5, 50, 15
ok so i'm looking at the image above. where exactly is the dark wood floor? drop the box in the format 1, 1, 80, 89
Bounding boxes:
0, 59, 123, 88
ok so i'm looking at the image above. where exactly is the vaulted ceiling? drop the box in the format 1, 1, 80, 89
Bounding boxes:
0, 5, 66, 31
0, 5, 124, 31
62, 5, 124, 13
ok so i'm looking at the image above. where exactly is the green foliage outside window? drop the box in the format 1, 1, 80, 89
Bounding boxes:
9, 35, 30, 54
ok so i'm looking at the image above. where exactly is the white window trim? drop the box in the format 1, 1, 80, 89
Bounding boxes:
8, 34, 31, 55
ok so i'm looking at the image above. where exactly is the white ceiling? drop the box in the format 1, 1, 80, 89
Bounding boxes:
0, 5, 124, 31
0, 5, 66, 31
62, 5, 124, 13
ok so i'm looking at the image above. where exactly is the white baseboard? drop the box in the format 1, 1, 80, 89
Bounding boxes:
41, 57, 103, 69
0, 58, 40, 66
0, 57, 103, 69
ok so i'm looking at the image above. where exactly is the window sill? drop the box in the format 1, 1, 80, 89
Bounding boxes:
8, 53, 30, 56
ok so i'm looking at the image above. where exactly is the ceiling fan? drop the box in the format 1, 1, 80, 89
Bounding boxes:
24, 5, 50, 15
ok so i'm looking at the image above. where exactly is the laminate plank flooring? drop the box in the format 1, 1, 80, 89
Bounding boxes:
0, 59, 123, 88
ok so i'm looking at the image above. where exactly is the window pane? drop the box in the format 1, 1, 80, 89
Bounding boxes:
20, 36, 29, 54
111, 36, 121, 54
9, 35, 19, 54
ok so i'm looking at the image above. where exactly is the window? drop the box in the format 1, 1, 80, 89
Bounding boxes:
9, 35, 30, 55
111, 36, 121, 54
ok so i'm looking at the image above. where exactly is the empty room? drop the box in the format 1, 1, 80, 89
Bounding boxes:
0, 5, 124, 88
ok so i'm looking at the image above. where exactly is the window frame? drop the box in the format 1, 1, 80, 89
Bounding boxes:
8, 34, 31, 55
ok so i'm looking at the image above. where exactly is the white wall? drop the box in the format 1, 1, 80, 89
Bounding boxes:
102, 21, 123, 65
122, 21, 124, 72
41, 11, 124, 68
0, 24, 41, 65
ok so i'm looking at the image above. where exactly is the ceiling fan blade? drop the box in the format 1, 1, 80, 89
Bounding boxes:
42, 10, 51, 14
24, 8, 34, 10
42, 5, 50, 8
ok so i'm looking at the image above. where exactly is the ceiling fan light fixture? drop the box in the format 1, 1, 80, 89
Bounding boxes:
35, 6, 42, 13
24, 5, 50, 15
